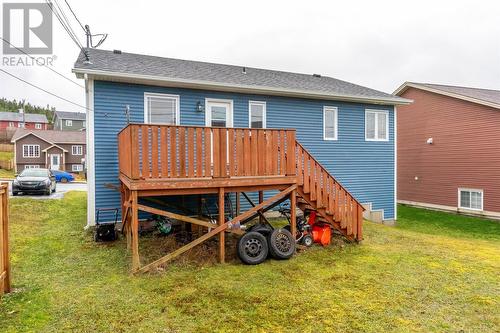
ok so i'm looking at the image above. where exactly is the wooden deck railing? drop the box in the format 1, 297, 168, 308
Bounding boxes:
0, 183, 10, 297
295, 142, 364, 240
118, 124, 297, 180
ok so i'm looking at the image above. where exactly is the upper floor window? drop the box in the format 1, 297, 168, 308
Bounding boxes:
18, 122, 25, 128
323, 106, 338, 140
66, 120, 73, 126
459, 188, 483, 211
72, 145, 83, 156
83, 121, 86, 127
35, 123, 42, 129
144, 93, 180, 125
23, 144, 40, 158
249, 101, 266, 128
8, 122, 14, 127
365, 109, 389, 141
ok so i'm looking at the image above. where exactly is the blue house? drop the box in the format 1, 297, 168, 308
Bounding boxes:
73, 49, 409, 258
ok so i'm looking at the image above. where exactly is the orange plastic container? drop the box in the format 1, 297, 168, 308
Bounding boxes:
312, 224, 331, 246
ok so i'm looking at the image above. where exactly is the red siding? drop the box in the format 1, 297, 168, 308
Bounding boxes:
0, 121, 47, 130
398, 87, 500, 213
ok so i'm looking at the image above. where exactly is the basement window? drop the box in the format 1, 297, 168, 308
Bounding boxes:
144, 93, 180, 125
365, 109, 389, 141
459, 188, 483, 211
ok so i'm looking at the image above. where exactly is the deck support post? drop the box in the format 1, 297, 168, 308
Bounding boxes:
258, 191, 264, 223
218, 187, 225, 263
235, 192, 240, 216
290, 189, 297, 240
131, 190, 140, 272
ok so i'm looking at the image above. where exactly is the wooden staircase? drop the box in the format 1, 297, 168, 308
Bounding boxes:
294, 142, 364, 242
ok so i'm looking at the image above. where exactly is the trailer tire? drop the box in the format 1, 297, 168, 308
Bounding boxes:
237, 231, 269, 265
268, 228, 296, 260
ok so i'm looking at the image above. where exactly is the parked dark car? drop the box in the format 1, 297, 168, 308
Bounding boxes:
12, 168, 56, 196
50, 170, 75, 183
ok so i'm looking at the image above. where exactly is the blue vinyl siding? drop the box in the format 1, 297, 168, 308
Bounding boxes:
93, 80, 395, 221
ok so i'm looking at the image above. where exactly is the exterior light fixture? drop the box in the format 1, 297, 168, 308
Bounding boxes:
426, 138, 433, 144
196, 101, 203, 112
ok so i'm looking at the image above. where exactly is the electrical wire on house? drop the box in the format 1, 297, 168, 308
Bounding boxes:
64, 0, 86, 33
45, 0, 89, 60
0, 37, 84, 89
0, 68, 90, 111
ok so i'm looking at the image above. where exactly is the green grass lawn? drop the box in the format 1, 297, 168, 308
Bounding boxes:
1, 194, 499, 333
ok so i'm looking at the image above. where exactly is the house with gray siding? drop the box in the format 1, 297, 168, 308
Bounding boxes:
53, 111, 86, 131
73, 48, 410, 227
11, 129, 86, 173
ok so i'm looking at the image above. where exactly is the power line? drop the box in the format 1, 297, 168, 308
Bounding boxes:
0, 68, 89, 111
64, 0, 86, 32
45, 0, 89, 60
0, 37, 85, 89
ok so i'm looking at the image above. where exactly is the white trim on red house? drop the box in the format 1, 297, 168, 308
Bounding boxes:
394, 82, 500, 110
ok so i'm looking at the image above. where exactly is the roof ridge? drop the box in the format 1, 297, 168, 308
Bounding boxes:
412, 82, 500, 93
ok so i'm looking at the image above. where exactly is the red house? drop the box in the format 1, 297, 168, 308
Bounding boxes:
395, 82, 500, 219
0, 110, 49, 130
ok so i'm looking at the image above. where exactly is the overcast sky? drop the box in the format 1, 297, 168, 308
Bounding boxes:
1, 0, 499, 112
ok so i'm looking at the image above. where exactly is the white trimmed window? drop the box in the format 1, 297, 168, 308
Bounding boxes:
83, 121, 86, 127
72, 164, 83, 172
22, 144, 40, 158
25, 165, 40, 169
35, 123, 42, 129
323, 106, 338, 140
66, 120, 73, 126
249, 101, 266, 128
8, 122, 14, 127
72, 145, 83, 155
144, 93, 180, 125
459, 188, 483, 211
18, 122, 25, 128
365, 109, 389, 141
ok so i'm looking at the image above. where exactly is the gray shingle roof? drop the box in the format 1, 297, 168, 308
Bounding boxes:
417, 83, 500, 107
11, 129, 85, 144
74, 49, 409, 105
0, 111, 48, 123
395, 82, 500, 109
54, 111, 86, 121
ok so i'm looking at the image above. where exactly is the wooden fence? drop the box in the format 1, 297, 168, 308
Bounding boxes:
0, 183, 10, 297
0, 160, 13, 171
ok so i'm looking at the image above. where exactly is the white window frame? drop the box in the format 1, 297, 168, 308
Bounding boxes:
323, 106, 338, 140
365, 109, 389, 142
248, 101, 267, 129
458, 188, 483, 211
205, 98, 234, 127
72, 164, 83, 172
72, 145, 83, 156
18, 122, 25, 128
22, 144, 40, 158
35, 123, 42, 129
83, 120, 86, 127
25, 165, 40, 169
66, 120, 73, 126
144, 92, 180, 125
8, 122, 14, 127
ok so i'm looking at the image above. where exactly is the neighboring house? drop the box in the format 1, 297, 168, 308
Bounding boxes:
0, 110, 49, 130
11, 129, 86, 173
395, 82, 500, 219
53, 111, 86, 131
73, 48, 410, 227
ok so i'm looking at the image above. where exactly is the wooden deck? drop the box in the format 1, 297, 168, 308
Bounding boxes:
117, 124, 364, 273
